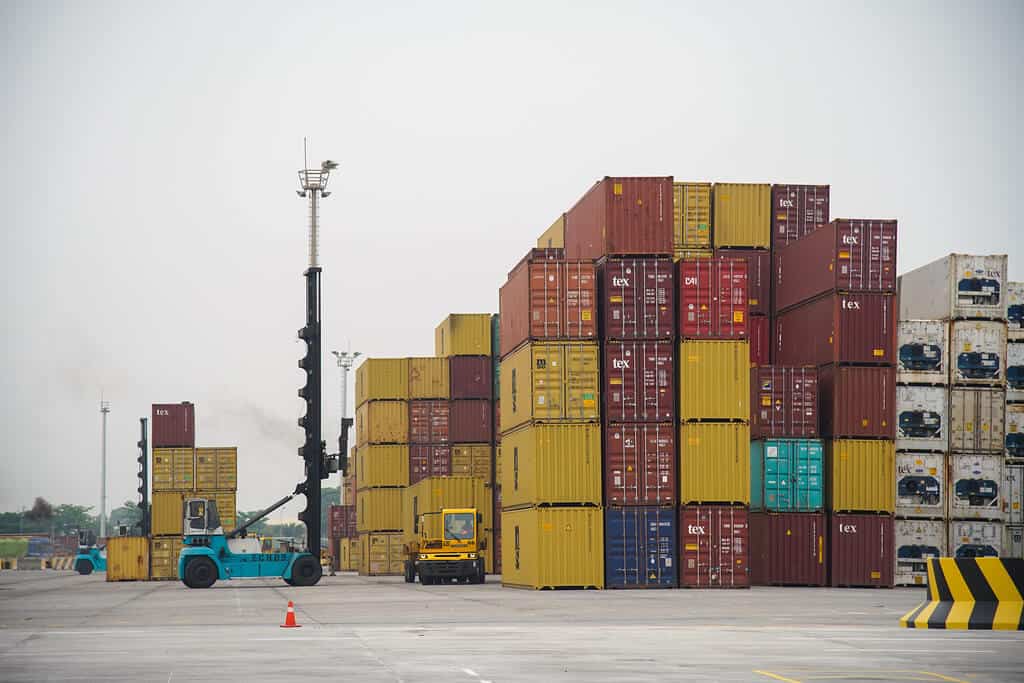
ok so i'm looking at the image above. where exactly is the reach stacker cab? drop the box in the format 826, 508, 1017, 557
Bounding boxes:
404, 507, 486, 585
73, 530, 106, 575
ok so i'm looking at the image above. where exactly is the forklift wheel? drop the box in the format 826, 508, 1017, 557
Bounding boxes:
290, 555, 322, 587
184, 557, 218, 589
75, 560, 93, 575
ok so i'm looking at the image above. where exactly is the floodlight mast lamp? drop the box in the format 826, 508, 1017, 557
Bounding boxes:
296, 159, 339, 269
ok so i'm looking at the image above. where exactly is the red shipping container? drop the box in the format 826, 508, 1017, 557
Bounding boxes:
450, 356, 492, 400
750, 366, 819, 439
604, 423, 676, 505
749, 512, 826, 586
679, 505, 750, 588
604, 341, 675, 422
714, 248, 770, 316
600, 257, 675, 340
774, 292, 896, 367
450, 400, 493, 443
829, 513, 894, 588
152, 402, 195, 448
564, 177, 674, 260
749, 315, 771, 366
818, 364, 896, 439
678, 257, 749, 339
771, 184, 830, 247
499, 250, 597, 357
409, 400, 450, 444
774, 219, 897, 312
328, 504, 356, 539
409, 445, 452, 485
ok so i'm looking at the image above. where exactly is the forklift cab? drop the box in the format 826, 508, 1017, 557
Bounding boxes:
77, 529, 98, 551
183, 498, 223, 537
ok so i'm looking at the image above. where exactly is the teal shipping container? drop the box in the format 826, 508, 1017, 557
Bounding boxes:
750, 439, 824, 512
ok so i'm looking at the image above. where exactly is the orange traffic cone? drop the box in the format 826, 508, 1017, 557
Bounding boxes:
280, 600, 301, 628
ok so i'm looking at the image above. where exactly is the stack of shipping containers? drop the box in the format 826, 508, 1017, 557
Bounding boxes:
328, 504, 357, 571
1008, 282, 1024, 559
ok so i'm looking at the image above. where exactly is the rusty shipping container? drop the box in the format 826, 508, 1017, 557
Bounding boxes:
564, 176, 674, 260
749, 512, 826, 586
600, 257, 675, 340
829, 513, 894, 588
152, 403, 195, 448
604, 341, 674, 423
774, 219, 897, 312
328, 505, 356, 539
678, 257, 749, 339
450, 400, 493, 443
408, 400, 450, 444
749, 315, 770, 366
750, 366, 819, 439
450, 356, 493, 400
409, 445, 451, 485
715, 248, 770, 316
679, 505, 750, 588
774, 292, 896, 367
818, 365, 895, 439
604, 423, 676, 506
771, 184, 830, 246
499, 250, 597, 357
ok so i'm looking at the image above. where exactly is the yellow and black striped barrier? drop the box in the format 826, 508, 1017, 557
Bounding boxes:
900, 557, 1024, 630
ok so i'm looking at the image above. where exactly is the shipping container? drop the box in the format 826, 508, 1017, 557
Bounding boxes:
818, 365, 896, 439
451, 444, 492, 478
715, 248, 770, 316
339, 538, 358, 571
450, 356, 493, 400
774, 292, 896, 366
679, 423, 750, 505
501, 422, 602, 509
749, 512, 826, 586
896, 385, 948, 452
604, 507, 677, 588
328, 504, 357, 539
499, 253, 597, 357
604, 423, 676, 506
564, 176, 674, 259
1007, 403, 1024, 459
770, 184, 830, 246
897, 320, 949, 385
151, 491, 186, 536
1003, 463, 1023, 525
894, 519, 946, 586
829, 513, 893, 587
105, 536, 149, 582
826, 440, 896, 513
152, 447, 195, 491
501, 507, 604, 589
197, 490, 236, 532
435, 314, 493, 358
949, 520, 1002, 558
537, 214, 565, 249
750, 366, 819, 439
408, 400, 450, 444
604, 341, 674, 422
1008, 342, 1024, 402
403, 476, 493, 548
948, 387, 1005, 452
356, 359, 410, 405
450, 400, 493, 443
151, 402, 195, 448
678, 257, 749, 339
356, 488, 403, 532
678, 340, 750, 421
1009, 282, 1024, 341
896, 452, 946, 519
949, 320, 1007, 385
408, 357, 450, 400
499, 341, 600, 432
750, 439, 823, 512
712, 183, 771, 249
356, 400, 409, 446
949, 453, 1003, 521
898, 254, 1008, 321
409, 445, 451, 485
600, 257, 675, 340
150, 536, 183, 580
674, 248, 714, 262
359, 532, 405, 576
1005, 525, 1024, 559
194, 447, 237, 491
749, 315, 770, 366
494, 445, 502, 486
356, 445, 409, 488
679, 505, 750, 588
673, 182, 712, 252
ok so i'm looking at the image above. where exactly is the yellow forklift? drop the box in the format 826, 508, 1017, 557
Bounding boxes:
403, 508, 486, 585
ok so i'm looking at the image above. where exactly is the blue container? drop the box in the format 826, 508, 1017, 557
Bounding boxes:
750, 439, 823, 512
604, 506, 677, 588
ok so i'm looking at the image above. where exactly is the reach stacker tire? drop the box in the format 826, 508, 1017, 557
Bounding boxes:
75, 560, 92, 575
290, 555, 322, 587
183, 557, 218, 589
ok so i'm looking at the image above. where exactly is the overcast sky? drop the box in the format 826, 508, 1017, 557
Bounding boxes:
2, 1, 1021, 521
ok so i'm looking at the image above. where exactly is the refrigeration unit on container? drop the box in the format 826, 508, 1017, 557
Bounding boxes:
826, 440, 896, 513
499, 341, 600, 432
712, 183, 771, 249
501, 507, 604, 589
773, 219, 896, 312
750, 439, 823, 512
949, 320, 1007, 385
897, 253, 1008, 322
1008, 342, 1024, 402
749, 512, 826, 586
673, 182, 712, 252
773, 292, 896, 367
894, 519, 946, 586
450, 400, 493, 443
949, 520, 1002, 558
1008, 403, 1024, 459
1005, 525, 1024, 559
409, 445, 451, 485
408, 357, 450, 399
818, 365, 895, 439
604, 341, 674, 422
949, 453, 1003, 521
600, 257, 675, 340
750, 366, 818, 439
604, 507, 677, 588
356, 400, 409, 446
948, 387, 1005, 452
450, 356, 493, 400
679, 422, 750, 505
715, 248, 770, 316
356, 445, 409, 488
1009, 282, 1024, 341
564, 176, 674, 260
679, 505, 750, 588
895, 385, 948, 452
537, 214, 565, 249
1004, 463, 1023, 525
152, 402, 195, 448
770, 184, 830, 247
500, 422, 602, 509
829, 513, 893, 588
749, 316, 770, 366
408, 400, 450, 444
678, 257, 749, 339
896, 452, 946, 519
356, 359, 410, 405
897, 320, 949, 385
678, 340, 750, 421
356, 489, 404, 533
604, 423, 676, 506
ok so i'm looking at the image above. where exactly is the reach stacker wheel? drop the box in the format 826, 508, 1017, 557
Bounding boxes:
184, 557, 218, 589
75, 560, 92, 575
290, 555, 322, 587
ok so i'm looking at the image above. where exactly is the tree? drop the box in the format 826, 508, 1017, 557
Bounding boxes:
236, 510, 269, 537
52, 505, 97, 535
109, 500, 142, 531
320, 486, 340, 535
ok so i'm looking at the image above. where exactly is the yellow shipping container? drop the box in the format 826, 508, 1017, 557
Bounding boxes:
434, 314, 492, 357
152, 447, 194, 491
495, 444, 502, 484
357, 488, 404, 532
356, 358, 410, 406
674, 248, 714, 262
356, 400, 409, 446
499, 341, 600, 433
356, 445, 409, 488
402, 476, 493, 546
150, 536, 183, 580
106, 536, 149, 582
151, 491, 185, 536
339, 538, 357, 571
501, 507, 603, 589
678, 340, 750, 421
452, 444, 491, 478
712, 182, 771, 249
408, 357, 450, 399
194, 447, 237, 490
359, 532, 405, 576
827, 440, 896, 513
197, 490, 237, 532
679, 422, 751, 504
501, 422, 602, 509
537, 214, 565, 249
673, 182, 712, 250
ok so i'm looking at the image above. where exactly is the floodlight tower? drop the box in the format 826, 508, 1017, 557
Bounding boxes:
331, 349, 360, 488
99, 400, 110, 538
